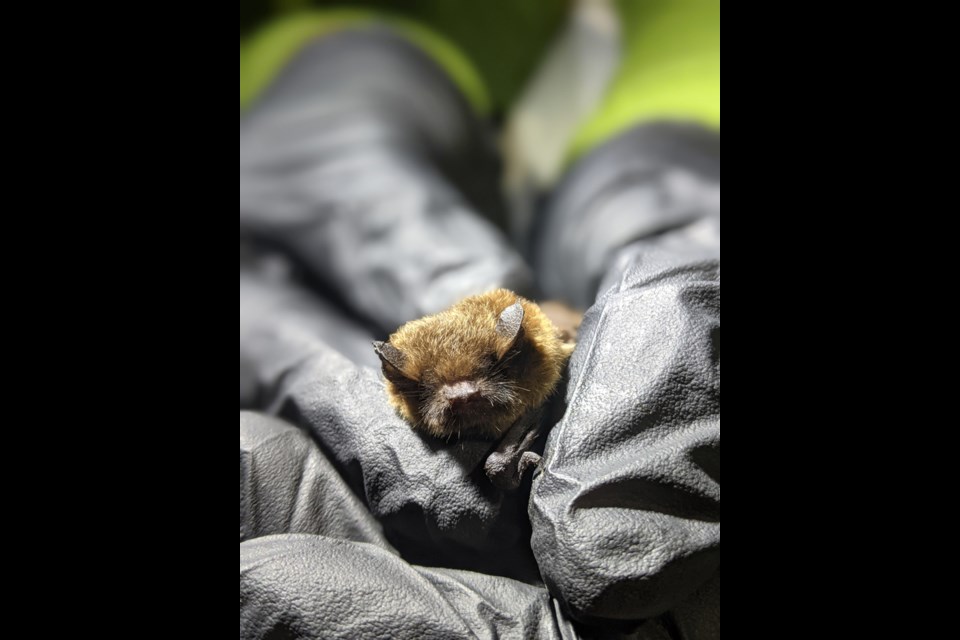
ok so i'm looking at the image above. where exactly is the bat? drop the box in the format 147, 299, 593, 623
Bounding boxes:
374, 289, 579, 489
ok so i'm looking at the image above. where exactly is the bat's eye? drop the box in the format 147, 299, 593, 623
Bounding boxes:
498, 344, 524, 365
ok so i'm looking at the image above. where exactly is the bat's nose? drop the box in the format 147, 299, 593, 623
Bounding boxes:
442, 381, 481, 404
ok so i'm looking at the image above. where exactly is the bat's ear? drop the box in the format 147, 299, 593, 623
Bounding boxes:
374, 341, 414, 381
496, 301, 525, 347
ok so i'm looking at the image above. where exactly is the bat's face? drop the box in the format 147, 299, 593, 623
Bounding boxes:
374, 290, 568, 440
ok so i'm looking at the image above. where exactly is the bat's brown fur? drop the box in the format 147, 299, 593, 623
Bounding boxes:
377, 289, 574, 440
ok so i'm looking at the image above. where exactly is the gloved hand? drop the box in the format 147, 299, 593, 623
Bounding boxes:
240, 28, 534, 335
239, 408, 712, 640
240, 193, 720, 640
241, 412, 580, 639
239, 240, 720, 638
530, 124, 721, 632
239, 29, 720, 636
532, 242, 721, 626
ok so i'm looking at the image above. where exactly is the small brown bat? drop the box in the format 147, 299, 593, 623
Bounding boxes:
374, 290, 577, 488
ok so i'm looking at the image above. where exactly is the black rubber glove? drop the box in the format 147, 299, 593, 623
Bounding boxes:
240, 412, 581, 639
240, 534, 586, 640
240, 252, 379, 409
531, 245, 721, 625
240, 412, 392, 547
532, 124, 720, 309
529, 124, 721, 635
240, 90, 720, 637
240, 28, 534, 335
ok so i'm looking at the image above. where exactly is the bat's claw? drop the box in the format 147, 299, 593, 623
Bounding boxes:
485, 449, 541, 491
484, 409, 545, 491
519, 451, 542, 476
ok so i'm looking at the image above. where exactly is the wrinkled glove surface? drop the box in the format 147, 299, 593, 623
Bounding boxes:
531, 126, 721, 627
239, 28, 720, 640
241, 413, 580, 640
240, 29, 532, 335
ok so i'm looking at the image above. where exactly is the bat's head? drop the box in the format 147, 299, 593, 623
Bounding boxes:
374, 290, 569, 440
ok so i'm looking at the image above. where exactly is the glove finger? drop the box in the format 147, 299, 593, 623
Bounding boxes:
240, 412, 392, 549
240, 29, 533, 333
240, 262, 379, 371
240, 535, 580, 640
532, 123, 720, 309
531, 126, 721, 627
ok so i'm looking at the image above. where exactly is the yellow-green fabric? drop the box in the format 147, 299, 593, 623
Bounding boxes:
240, 10, 490, 113
571, 0, 721, 158
241, 1, 721, 156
